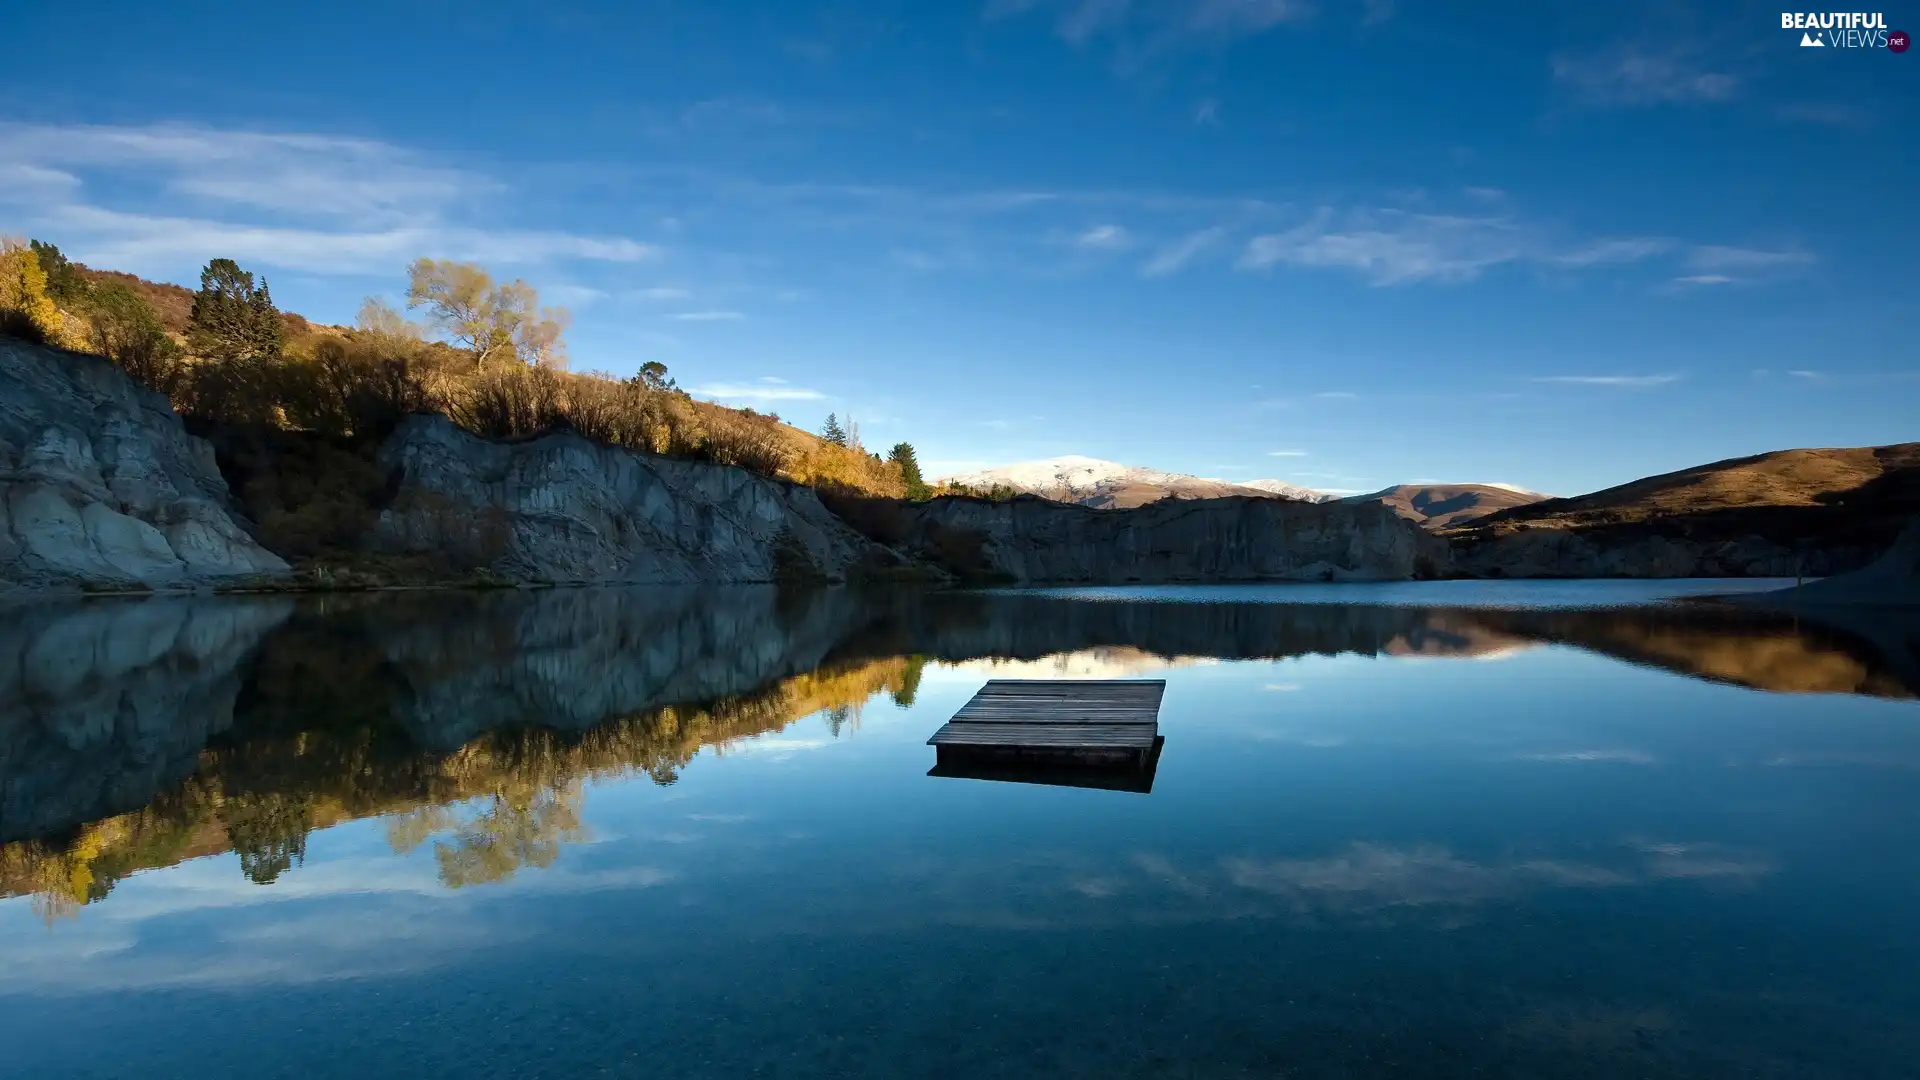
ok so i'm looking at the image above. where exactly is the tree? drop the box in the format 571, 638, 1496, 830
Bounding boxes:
85, 281, 182, 392
28, 240, 86, 303
188, 257, 284, 363
355, 296, 422, 341
0, 237, 62, 343
889, 441, 930, 500
406, 257, 569, 370
633, 360, 676, 391
821, 412, 847, 447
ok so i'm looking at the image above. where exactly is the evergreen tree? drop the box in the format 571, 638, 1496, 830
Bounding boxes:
821, 412, 848, 447
888, 441, 930, 500
28, 240, 86, 303
188, 258, 284, 363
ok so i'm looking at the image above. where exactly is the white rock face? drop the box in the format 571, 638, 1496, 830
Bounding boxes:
373, 415, 900, 583
0, 339, 290, 591
940, 456, 1331, 508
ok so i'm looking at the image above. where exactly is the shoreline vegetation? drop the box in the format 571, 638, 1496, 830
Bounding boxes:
2, 238, 981, 587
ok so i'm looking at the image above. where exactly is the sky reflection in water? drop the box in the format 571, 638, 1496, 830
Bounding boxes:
1, 584, 1916, 1079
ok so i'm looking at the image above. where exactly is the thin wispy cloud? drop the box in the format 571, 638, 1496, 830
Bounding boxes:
1268, 449, 1309, 457
1240, 206, 1675, 285
670, 310, 746, 322
1074, 223, 1132, 250
0, 121, 656, 277
1240, 208, 1526, 285
987, 0, 1313, 58
1551, 48, 1738, 107
1788, 369, 1824, 380
1312, 391, 1358, 400
1686, 245, 1815, 271
689, 382, 826, 403
1193, 99, 1222, 126
44, 204, 652, 276
1546, 237, 1674, 267
1532, 373, 1681, 387
1670, 273, 1733, 287
1462, 186, 1506, 202
1142, 225, 1226, 276
629, 286, 692, 301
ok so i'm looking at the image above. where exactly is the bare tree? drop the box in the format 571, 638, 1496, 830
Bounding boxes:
406, 258, 570, 369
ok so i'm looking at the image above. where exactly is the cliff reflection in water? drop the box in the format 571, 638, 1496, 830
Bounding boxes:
2, 586, 1914, 919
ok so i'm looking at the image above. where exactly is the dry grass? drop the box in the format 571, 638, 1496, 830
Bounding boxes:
1475, 444, 1920, 530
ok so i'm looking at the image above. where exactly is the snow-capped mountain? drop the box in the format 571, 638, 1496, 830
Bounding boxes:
1236, 478, 1338, 503
937, 456, 1330, 509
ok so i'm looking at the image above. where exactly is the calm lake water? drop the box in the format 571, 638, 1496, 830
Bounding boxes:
2, 583, 1917, 1079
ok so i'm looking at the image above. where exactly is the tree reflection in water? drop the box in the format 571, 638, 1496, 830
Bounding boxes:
2, 587, 1913, 920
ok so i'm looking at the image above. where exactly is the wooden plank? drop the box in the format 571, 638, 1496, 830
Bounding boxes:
950, 712, 1158, 723
930, 726, 1158, 748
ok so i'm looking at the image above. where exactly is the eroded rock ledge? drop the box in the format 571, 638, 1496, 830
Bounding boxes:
0, 340, 289, 591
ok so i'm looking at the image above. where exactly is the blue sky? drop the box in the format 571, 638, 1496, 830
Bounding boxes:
1, 0, 1912, 495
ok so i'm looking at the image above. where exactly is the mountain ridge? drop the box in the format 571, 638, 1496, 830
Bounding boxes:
1341, 483, 1552, 530
938, 456, 1333, 509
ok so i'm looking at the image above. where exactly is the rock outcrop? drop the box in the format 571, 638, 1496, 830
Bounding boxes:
372, 415, 904, 584
893, 495, 1440, 583
1728, 515, 1920, 608
0, 339, 290, 591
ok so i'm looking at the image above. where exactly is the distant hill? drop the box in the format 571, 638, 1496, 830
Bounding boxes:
1450, 443, 1920, 574
938, 456, 1329, 509
1473, 443, 1920, 533
1341, 484, 1549, 530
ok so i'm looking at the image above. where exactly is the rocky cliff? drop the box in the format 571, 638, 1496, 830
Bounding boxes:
1728, 514, 1920, 608
891, 495, 1440, 583
1447, 528, 1848, 579
371, 414, 905, 584
0, 339, 290, 590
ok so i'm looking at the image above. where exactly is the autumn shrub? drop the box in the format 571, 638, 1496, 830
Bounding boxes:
278, 337, 429, 440
700, 407, 794, 477
83, 281, 185, 397
448, 364, 566, 439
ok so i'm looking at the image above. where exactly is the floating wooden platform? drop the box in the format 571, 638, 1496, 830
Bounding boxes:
927, 680, 1166, 779
929, 735, 1165, 793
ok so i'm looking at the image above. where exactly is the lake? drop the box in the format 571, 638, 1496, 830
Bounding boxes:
2, 583, 1917, 1079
